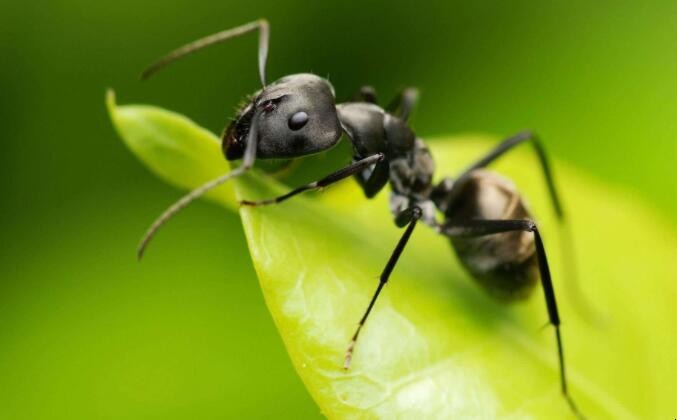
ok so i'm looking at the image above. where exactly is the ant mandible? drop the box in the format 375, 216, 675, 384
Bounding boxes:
137, 19, 585, 419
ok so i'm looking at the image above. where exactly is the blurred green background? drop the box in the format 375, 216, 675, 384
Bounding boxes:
1, 1, 675, 419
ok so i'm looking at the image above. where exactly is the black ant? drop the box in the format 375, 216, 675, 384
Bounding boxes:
137, 19, 585, 418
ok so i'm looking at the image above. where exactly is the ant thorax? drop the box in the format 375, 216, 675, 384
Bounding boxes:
387, 138, 438, 227
336, 101, 437, 226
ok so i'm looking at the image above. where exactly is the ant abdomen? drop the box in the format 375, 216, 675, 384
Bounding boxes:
444, 170, 539, 300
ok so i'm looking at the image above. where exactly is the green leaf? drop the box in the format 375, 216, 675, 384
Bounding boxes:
106, 89, 235, 209
108, 93, 677, 419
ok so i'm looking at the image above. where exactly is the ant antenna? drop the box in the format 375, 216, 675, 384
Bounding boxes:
137, 117, 260, 260
140, 19, 269, 87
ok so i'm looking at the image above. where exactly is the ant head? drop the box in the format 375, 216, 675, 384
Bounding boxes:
223, 73, 342, 160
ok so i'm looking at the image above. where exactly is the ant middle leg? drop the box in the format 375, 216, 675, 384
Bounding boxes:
344, 206, 422, 369
442, 218, 586, 419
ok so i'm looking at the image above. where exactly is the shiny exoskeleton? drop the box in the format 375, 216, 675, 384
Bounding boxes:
137, 20, 585, 418
226, 74, 543, 301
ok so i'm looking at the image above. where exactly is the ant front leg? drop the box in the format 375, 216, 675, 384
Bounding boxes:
344, 206, 422, 369
443, 219, 586, 419
352, 85, 379, 104
240, 153, 384, 206
354, 157, 390, 198
386, 87, 419, 122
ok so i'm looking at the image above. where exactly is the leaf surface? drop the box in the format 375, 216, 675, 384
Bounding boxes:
108, 93, 677, 419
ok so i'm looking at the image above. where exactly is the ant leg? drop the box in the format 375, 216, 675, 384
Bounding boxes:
352, 85, 379, 104
455, 131, 563, 219
354, 158, 390, 198
344, 206, 422, 369
240, 153, 385, 206
141, 19, 270, 86
386, 87, 419, 122
443, 219, 586, 419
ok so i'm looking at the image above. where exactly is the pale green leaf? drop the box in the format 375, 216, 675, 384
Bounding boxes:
108, 94, 677, 419
106, 89, 235, 208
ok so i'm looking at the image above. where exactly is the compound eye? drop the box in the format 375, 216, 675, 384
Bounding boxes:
288, 111, 309, 130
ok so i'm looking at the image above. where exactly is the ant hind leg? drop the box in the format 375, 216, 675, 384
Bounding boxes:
443, 218, 586, 419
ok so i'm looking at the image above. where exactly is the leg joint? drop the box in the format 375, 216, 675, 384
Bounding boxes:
525, 219, 537, 232
395, 205, 422, 227
517, 129, 536, 140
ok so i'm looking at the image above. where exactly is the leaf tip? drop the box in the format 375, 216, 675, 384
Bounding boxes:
105, 88, 117, 112
105, 89, 121, 133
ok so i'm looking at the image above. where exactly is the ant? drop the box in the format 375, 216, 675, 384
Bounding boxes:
137, 19, 585, 418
